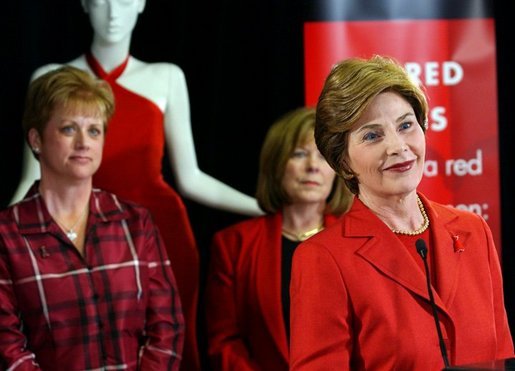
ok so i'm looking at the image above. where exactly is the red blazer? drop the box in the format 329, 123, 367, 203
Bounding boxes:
205, 212, 339, 371
290, 194, 514, 370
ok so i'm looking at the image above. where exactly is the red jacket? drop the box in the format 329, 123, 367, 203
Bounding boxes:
205, 212, 339, 371
290, 194, 514, 370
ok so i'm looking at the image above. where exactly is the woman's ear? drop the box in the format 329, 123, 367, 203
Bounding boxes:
28, 128, 42, 152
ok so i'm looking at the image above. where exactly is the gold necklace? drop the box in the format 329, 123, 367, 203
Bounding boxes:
391, 196, 429, 236
282, 225, 325, 241
53, 205, 89, 242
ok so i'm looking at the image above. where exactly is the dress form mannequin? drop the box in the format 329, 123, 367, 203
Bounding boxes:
12, 0, 261, 215
12, 0, 261, 369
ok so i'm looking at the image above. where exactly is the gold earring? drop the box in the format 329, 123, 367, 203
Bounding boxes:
341, 171, 354, 180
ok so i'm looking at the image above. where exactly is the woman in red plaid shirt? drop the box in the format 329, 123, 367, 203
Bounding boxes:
0, 66, 184, 370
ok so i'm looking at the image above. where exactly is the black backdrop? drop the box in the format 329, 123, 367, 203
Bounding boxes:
1, 0, 513, 365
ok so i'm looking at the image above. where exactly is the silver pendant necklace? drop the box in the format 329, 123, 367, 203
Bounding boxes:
54, 205, 89, 242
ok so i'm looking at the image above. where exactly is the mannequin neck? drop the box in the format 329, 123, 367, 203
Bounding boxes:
90, 36, 131, 72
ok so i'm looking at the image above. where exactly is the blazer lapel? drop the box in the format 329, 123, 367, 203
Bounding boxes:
351, 195, 469, 317
424, 195, 469, 310
255, 214, 289, 361
350, 197, 450, 312
352, 215, 430, 301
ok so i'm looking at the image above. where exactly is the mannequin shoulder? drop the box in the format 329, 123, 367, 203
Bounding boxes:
31, 63, 64, 81
30, 56, 89, 81
125, 59, 186, 83
120, 59, 188, 108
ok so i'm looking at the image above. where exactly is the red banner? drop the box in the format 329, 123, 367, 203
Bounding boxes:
305, 19, 501, 249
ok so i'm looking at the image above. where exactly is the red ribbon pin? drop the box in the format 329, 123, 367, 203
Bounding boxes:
453, 235, 464, 253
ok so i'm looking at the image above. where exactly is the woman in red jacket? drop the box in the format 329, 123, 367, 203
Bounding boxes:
289, 55, 514, 370
205, 107, 353, 370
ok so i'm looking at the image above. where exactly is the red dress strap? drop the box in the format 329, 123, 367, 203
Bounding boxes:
85, 52, 129, 82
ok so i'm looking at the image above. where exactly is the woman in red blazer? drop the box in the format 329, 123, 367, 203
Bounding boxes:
205, 107, 353, 370
289, 55, 514, 370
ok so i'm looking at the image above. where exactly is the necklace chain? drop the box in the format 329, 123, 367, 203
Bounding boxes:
282, 224, 324, 241
53, 205, 89, 242
391, 196, 429, 236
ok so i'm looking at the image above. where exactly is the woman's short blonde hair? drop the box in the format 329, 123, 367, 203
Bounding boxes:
22, 65, 115, 157
256, 106, 352, 214
315, 55, 429, 194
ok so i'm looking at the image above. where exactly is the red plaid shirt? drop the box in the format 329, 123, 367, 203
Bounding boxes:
0, 183, 184, 370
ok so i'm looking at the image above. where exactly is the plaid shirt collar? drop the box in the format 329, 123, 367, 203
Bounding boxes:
15, 181, 130, 238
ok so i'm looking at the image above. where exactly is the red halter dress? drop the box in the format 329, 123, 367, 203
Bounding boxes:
88, 53, 200, 371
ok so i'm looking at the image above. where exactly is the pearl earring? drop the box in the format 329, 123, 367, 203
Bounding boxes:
33, 147, 40, 154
